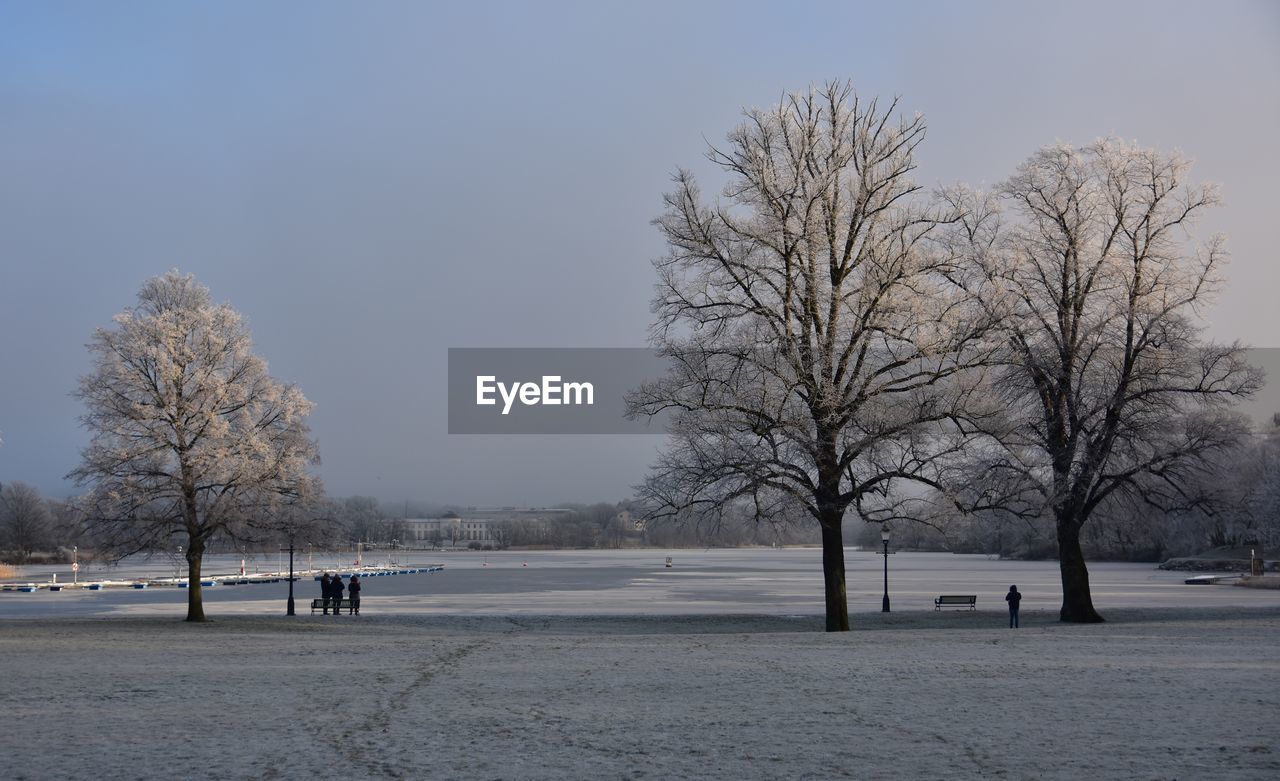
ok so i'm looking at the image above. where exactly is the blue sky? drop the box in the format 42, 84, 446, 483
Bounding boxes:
2, 1, 1277, 504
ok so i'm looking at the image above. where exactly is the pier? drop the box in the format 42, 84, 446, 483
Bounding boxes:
0, 565, 444, 593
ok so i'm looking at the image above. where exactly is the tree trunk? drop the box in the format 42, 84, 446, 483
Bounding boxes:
1056, 518, 1104, 623
185, 540, 207, 623
819, 516, 849, 632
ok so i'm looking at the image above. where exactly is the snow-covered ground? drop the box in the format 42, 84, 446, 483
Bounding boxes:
2, 551, 1278, 778
2, 608, 1277, 779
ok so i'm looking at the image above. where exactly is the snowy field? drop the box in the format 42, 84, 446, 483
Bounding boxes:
2, 609, 1278, 779
2, 551, 1278, 779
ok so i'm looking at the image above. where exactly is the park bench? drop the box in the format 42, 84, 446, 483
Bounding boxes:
934, 594, 977, 610
310, 598, 355, 614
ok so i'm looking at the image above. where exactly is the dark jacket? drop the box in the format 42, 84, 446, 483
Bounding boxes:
320, 574, 331, 599
349, 578, 361, 597
332, 578, 345, 599
1005, 589, 1022, 609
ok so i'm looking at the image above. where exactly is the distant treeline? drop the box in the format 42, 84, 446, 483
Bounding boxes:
6, 418, 1279, 564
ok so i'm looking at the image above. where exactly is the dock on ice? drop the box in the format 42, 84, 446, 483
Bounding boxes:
0, 565, 444, 593
1183, 573, 1242, 585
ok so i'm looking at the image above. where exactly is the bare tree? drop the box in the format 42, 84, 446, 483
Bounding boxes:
335, 496, 381, 542
1189, 417, 1280, 554
1245, 420, 1280, 552
965, 139, 1261, 621
488, 519, 514, 549
0, 481, 53, 563
629, 82, 994, 631
69, 271, 321, 621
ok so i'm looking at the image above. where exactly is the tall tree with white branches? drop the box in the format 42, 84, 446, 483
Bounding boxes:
629, 82, 995, 631
962, 139, 1261, 622
70, 271, 321, 621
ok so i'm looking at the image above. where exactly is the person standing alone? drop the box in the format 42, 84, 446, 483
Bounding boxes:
1005, 585, 1022, 628
348, 574, 361, 615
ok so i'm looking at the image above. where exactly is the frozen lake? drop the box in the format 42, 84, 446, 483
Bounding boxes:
3, 548, 1277, 619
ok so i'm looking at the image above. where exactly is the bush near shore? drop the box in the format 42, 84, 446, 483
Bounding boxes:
1158, 545, 1276, 573
1160, 557, 1279, 573
0, 548, 76, 566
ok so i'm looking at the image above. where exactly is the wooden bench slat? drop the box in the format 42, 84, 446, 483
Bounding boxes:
310, 598, 356, 614
934, 594, 977, 610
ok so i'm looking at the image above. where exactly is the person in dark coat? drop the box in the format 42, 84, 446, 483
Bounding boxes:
1005, 585, 1022, 628
319, 573, 332, 615
331, 574, 345, 617
348, 574, 361, 615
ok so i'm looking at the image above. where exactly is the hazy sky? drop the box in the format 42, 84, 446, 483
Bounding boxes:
2, 1, 1278, 505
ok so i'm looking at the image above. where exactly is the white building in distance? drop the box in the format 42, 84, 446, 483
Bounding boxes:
401, 517, 493, 547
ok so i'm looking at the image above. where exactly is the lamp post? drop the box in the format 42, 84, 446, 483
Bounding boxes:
880, 523, 892, 613
285, 536, 296, 617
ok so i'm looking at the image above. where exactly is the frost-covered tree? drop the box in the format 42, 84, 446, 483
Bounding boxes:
1192, 417, 1280, 553
629, 82, 995, 631
69, 271, 321, 621
336, 495, 382, 542
965, 140, 1260, 621
0, 481, 53, 563
1247, 420, 1280, 552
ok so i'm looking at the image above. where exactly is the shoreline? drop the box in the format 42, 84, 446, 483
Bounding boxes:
3, 604, 1278, 632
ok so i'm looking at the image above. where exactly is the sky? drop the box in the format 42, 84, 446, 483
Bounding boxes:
1, 1, 1278, 506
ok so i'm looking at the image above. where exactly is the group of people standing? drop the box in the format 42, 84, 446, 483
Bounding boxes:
318, 572, 361, 615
